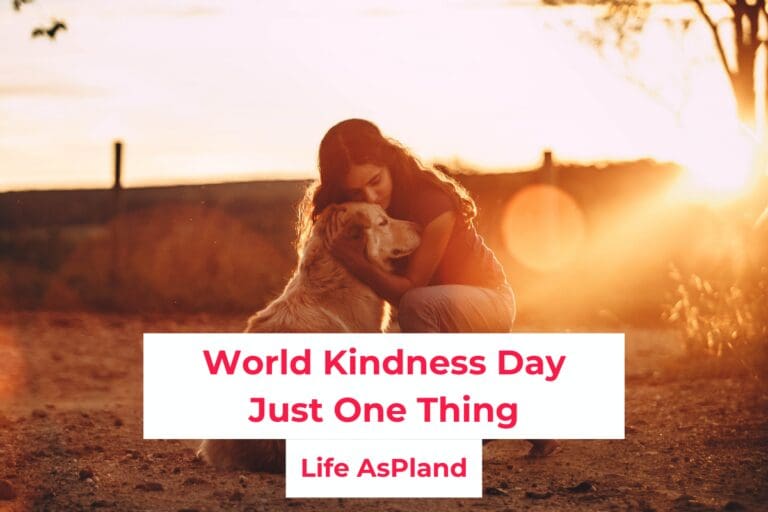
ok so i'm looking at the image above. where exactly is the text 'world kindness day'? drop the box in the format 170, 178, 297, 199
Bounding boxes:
202, 347, 566, 382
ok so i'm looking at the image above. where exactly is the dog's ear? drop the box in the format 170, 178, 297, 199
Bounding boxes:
326, 203, 347, 214
318, 203, 349, 248
321, 204, 348, 229
324, 204, 347, 219
341, 210, 373, 240
344, 223, 364, 240
352, 210, 372, 228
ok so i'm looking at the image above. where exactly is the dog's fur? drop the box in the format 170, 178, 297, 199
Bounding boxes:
197, 202, 420, 472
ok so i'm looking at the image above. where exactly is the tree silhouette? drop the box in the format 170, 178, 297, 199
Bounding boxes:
544, 0, 768, 131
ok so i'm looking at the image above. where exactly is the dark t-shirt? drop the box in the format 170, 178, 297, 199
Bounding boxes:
392, 179, 509, 289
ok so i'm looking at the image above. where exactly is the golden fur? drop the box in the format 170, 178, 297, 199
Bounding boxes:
197, 202, 420, 472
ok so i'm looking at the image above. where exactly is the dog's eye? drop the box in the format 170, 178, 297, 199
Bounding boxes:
379, 218, 388, 226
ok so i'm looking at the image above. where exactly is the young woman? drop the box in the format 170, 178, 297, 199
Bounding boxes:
297, 118, 516, 333
296, 118, 559, 457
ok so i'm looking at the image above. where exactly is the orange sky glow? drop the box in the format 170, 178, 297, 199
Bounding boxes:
0, 0, 749, 192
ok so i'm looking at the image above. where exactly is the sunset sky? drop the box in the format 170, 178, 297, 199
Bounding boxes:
0, 0, 738, 191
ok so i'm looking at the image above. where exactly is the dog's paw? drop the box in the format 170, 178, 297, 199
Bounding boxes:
197, 440, 286, 473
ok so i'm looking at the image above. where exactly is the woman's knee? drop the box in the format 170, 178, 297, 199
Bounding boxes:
398, 287, 437, 332
399, 287, 429, 313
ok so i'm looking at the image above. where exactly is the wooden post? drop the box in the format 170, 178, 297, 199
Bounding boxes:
541, 149, 559, 260
542, 149, 556, 184
113, 141, 123, 190
110, 140, 124, 298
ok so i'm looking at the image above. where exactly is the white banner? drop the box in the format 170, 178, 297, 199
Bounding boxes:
143, 333, 624, 440
286, 439, 482, 498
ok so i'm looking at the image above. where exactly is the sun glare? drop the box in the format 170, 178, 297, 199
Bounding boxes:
671, 117, 760, 204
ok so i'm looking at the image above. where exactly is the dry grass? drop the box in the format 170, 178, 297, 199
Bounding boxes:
40, 204, 295, 313
663, 258, 768, 378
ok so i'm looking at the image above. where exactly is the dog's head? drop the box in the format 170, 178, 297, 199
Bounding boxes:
320, 202, 421, 271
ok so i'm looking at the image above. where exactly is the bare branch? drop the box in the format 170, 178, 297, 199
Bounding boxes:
690, 0, 733, 75
12, 0, 34, 11
759, 0, 768, 26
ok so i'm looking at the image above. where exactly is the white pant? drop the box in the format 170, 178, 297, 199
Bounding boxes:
398, 284, 516, 333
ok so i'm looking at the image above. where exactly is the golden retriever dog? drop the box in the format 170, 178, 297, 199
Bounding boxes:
197, 202, 421, 472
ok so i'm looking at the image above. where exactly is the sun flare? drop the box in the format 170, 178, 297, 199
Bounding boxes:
670, 115, 761, 204
500, 185, 587, 273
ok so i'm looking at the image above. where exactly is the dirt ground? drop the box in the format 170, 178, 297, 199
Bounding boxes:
0, 312, 765, 511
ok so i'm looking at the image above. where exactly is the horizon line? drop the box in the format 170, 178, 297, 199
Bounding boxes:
0, 157, 681, 194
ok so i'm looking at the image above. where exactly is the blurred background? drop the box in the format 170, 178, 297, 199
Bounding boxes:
1, 0, 767, 362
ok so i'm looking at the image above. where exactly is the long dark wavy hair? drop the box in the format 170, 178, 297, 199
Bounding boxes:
296, 118, 477, 255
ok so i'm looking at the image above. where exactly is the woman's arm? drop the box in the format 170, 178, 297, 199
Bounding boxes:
331, 210, 457, 305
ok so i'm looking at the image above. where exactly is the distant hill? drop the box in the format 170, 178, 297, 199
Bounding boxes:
2, 160, 702, 329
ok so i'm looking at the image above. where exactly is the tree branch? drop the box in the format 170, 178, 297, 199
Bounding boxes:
690, 0, 733, 75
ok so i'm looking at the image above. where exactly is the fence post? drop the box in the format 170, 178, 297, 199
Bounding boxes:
542, 149, 555, 184
110, 141, 124, 297
113, 141, 122, 190
541, 149, 559, 259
